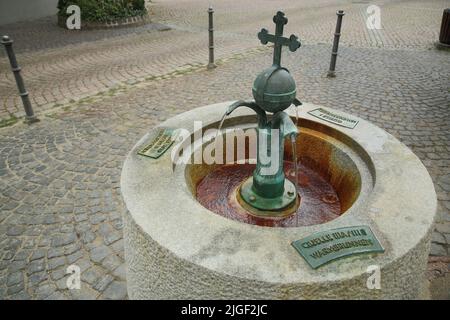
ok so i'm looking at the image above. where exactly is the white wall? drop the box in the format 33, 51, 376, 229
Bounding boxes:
0, 0, 58, 25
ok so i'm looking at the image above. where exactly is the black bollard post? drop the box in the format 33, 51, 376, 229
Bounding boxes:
436, 8, 450, 49
327, 10, 345, 78
207, 6, 216, 70
1, 35, 38, 123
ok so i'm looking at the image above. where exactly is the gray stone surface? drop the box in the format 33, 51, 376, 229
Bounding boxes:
90, 245, 112, 263
0, 0, 448, 299
122, 102, 437, 299
100, 281, 127, 300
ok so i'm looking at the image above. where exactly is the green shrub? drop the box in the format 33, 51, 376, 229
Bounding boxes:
57, 0, 147, 23
131, 0, 146, 11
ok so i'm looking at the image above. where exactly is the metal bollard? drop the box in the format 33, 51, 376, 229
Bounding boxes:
1, 35, 38, 123
327, 10, 345, 78
207, 6, 216, 70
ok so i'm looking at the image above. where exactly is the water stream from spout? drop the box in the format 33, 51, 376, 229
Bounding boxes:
290, 134, 299, 194
215, 113, 228, 144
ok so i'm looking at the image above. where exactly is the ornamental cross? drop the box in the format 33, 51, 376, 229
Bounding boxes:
257, 11, 301, 67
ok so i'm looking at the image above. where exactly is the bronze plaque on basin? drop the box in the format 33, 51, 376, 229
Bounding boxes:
292, 225, 384, 269
308, 108, 359, 129
137, 127, 176, 159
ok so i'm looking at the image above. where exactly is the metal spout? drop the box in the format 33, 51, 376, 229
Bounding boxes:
226, 100, 267, 128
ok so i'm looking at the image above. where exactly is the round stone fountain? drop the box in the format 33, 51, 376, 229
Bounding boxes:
120, 12, 437, 299
121, 101, 436, 299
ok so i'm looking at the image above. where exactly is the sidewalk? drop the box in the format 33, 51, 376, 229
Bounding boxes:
0, 0, 448, 300
0, 0, 445, 121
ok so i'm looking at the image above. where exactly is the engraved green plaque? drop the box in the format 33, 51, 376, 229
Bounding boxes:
308, 108, 359, 129
291, 225, 384, 269
137, 127, 176, 159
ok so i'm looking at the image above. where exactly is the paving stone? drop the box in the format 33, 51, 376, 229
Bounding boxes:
38, 238, 51, 247
443, 232, 450, 242
9, 291, 31, 300
14, 250, 31, 261
35, 283, 57, 299
90, 245, 112, 263
435, 223, 450, 235
67, 251, 84, 264
111, 239, 124, 254
432, 232, 447, 245
89, 214, 106, 225
6, 271, 23, 287
6, 225, 25, 236
28, 271, 49, 286
74, 214, 88, 222
6, 282, 24, 295
81, 267, 102, 285
30, 249, 47, 261
22, 239, 36, 249
0, 1, 449, 299
48, 257, 66, 270
50, 267, 67, 281
3, 251, 14, 261
103, 231, 121, 246
81, 231, 96, 244
64, 243, 82, 255
93, 275, 114, 292
45, 291, 68, 300
75, 258, 92, 273
101, 254, 122, 272
8, 260, 26, 273
438, 174, 450, 192
69, 286, 99, 300
431, 243, 448, 256
27, 259, 46, 275
112, 264, 126, 280
55, 276, 70, 290
47, 247, 65, 259
112, 219, 124, 230
5, 239, 22, 251
60, 224, 75, 233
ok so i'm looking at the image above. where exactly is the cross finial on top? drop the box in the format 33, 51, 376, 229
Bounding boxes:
257, 11, 301, 67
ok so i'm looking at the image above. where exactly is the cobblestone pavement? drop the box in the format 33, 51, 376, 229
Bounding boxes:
1, 42, 449, 299
0, 0, 449, 300
0, 0, 448, 120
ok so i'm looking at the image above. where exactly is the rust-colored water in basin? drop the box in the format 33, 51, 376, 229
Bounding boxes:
196, 162, 341, 227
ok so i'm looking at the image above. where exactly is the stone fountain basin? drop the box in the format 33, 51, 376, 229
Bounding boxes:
187, 112, 371, 221
121, 101, 437, 299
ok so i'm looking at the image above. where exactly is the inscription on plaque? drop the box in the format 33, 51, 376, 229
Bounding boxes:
137, 127, 176, 159
291, 225, 384, 269
308, 108, 359, 129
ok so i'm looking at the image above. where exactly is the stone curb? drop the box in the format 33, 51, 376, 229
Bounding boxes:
57, 14, 151, 30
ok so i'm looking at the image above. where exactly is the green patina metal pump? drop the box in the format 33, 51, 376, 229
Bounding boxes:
226, 11, 302, 216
